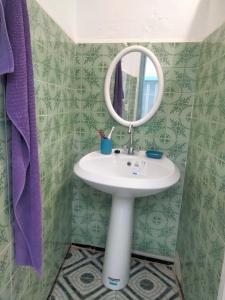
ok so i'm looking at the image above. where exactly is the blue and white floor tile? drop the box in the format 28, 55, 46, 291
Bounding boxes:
49, 246, 181, 300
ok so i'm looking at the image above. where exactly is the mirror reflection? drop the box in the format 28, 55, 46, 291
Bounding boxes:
110, 52, 159, 122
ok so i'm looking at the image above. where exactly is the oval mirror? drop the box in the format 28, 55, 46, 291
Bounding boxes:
104, 45, 164, 127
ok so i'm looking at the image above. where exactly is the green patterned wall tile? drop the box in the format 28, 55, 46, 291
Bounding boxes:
151, 44, 175, 67
0, 279, 11, 300
215, 190, 225, 239
0, 245, 11, 293
11, 268, 31, 300
0, 208, 11, 254
177, 23, 225, 300
0, 83, 5, 121
0, 163, 8, 211
172, 43, 200, 68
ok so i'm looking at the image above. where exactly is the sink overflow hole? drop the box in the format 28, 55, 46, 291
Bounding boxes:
127, 162, 132, 166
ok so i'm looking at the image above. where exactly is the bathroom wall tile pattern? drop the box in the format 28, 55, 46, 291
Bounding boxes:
0, 1, 76, 299
50, 246, 181, 300
71, 42, 200, 258
177, 23, 225, 300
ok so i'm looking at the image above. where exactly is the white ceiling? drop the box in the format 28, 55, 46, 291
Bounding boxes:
36, 0, 225, 43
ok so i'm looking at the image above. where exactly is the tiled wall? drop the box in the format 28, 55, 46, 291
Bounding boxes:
2, 0, 224, 298
0, 78, 12, 299
0, 0, 77, 298
72, 43, 200, 258
177, 23, 225, 300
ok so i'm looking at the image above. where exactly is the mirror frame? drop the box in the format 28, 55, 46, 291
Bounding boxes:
104, 45, 164, 127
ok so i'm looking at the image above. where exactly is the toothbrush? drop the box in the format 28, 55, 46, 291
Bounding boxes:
107, 126, 115, 139
98, 129, 107, 139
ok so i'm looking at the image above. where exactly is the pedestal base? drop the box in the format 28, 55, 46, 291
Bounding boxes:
103, 195, 135, 290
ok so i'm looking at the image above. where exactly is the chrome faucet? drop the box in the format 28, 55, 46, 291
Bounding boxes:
127, 123, 134, 155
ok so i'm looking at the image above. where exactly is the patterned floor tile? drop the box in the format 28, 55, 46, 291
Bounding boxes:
50, 247, 181, 300
61, 247, 104, 275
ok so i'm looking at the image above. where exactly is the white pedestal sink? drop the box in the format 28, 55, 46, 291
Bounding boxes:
74, 150, 180, 290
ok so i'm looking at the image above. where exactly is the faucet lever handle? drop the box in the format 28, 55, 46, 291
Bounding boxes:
128, 123, 133, 133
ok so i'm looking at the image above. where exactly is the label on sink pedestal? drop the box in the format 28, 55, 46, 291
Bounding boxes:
108, 277, 120, 286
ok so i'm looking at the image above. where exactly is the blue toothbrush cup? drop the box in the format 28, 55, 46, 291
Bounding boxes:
100, 138, 112, 155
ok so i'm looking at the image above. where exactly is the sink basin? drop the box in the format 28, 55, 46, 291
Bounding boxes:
74, 150, 180, 197
74, 150, 180, 290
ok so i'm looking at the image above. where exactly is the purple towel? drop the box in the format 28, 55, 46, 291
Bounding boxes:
113, 60, 124, 117
0, 0, 14, 75
2, 0, 42, 275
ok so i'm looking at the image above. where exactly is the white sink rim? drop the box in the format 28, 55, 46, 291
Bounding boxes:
74, 150, 180, 193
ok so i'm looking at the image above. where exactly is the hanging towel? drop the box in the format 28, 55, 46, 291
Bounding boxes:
0, 0, 14, 74
2, 0, 42, 275
113, 60, 124, 117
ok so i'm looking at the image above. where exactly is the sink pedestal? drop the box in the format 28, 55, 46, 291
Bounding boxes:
103, 195, 135, 290
74, 150, 180, 290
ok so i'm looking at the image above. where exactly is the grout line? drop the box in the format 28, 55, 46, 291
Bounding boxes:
38, 111, 80, 116
188, 142, 225, 164
35, 79, 79, 91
